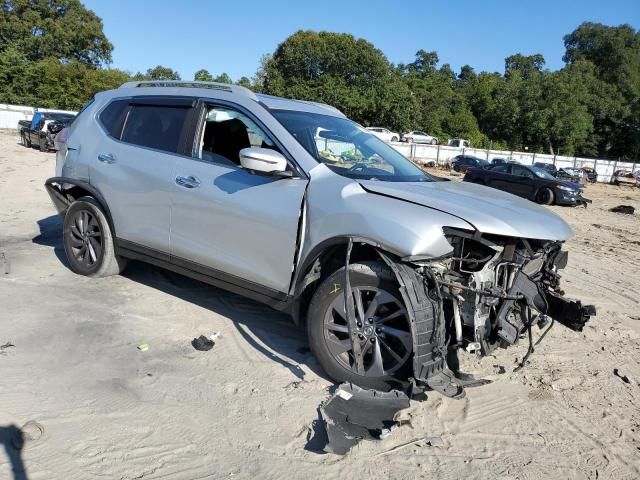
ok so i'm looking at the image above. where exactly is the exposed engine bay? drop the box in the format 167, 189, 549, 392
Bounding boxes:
372, 228, 596, 398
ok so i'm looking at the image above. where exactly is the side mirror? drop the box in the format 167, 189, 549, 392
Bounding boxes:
239, 147, 291, 177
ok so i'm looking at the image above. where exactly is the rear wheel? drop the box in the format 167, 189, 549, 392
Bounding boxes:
22, 132, 31, 148
307, 261, 412, 390
391, 136, 398, 142
536, 187, 555, 205
63, 197, 127, 277
430, 139, 437, 145
39, 137, 48, 152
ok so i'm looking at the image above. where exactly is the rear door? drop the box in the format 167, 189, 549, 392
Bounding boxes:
90, 96, 194, 255
170, 100, 308, 294
484, 164, 511, 190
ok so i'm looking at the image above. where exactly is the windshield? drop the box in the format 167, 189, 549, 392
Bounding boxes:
531, 166, 557, 180
271, 110, 431, 182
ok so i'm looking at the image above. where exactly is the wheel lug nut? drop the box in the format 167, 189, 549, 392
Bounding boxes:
375, 327, 381, 333
367, 317, 374, 324
356, 321, 362, 328
370, 338, 376, 343
358, 334, 365, 340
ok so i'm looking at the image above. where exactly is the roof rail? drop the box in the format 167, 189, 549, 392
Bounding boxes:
119, 80, 258, 101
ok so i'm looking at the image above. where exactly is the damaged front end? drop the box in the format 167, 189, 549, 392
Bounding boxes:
378, 229, 596, 398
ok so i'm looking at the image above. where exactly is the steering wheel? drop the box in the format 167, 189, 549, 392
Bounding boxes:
348, 163, 368, 174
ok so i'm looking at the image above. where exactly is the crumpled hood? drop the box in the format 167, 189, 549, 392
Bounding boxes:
359, 179, 574, 241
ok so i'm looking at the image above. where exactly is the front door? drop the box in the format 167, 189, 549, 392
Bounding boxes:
170, 102, 308, 294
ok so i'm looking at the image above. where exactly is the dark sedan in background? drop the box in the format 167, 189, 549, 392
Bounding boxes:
463, 163, 591, 206
451, 155, 489, 173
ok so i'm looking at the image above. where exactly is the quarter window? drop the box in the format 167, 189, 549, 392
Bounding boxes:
121, 104, 189, 153
99, 100, 129, 139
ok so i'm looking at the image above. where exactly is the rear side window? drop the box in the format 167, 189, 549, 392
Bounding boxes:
99, 100, 129, 138
121, 105, 189, 153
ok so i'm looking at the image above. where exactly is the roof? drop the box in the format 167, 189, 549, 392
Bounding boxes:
117, 80, 345, 118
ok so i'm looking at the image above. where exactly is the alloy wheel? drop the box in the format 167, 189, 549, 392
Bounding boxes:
323, 286, 411, 377
68, 210, 103, 267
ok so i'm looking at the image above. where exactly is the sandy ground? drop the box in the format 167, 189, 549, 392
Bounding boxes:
0, 131, 639, 480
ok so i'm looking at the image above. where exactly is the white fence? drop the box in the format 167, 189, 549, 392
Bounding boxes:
391, 143, 638, 184
0, 103, 77, 129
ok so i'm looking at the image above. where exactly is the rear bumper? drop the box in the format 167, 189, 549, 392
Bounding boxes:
44, 179, 72, 215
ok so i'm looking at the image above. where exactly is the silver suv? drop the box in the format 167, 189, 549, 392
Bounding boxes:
46, 81, 594, 394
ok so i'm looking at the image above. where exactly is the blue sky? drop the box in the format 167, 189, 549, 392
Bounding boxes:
84, 0, 640, 80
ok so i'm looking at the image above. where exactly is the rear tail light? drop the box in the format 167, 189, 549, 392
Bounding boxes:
57, 127, 70, 145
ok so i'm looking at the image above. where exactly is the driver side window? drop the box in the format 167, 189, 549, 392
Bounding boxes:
197, 105, 279, 166
512, 165, 533, 178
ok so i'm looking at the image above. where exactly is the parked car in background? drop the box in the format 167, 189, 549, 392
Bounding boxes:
611, 169, 639, 187
19, 111, 76, 152
402, 131, 438, 144
463, 163, 590, 206
365, 127, 399, 143
580, 167, 598, 183
556, 167, 586, 185
447, 138, 470, 148
491, 157, 509, 165
533, 162, 558, 176
451, 155, 489, 173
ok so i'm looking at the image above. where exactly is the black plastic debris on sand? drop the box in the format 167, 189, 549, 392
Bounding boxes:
191, 335, 215, 351
613, 368, 630, 384
314, 383, 411, 455
609, 205, 635, 215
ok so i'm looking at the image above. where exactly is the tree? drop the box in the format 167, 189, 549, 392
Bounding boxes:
212, 72, 232, 84
262, 30, 418, 131
563, 23, 640, 158
194, 69, 213, 81
563, 22, 640, 96
134, 65, 181, 81
504, 53, 545, 79
0, 0, 113, 66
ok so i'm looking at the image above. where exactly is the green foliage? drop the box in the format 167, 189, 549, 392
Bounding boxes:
134, 65, 181, 81
0, 0, 113, 65
261, 30, 418, 131
194, 69, 213, 81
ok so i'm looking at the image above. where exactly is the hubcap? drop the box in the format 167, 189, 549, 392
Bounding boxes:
323, 286, 411, 377
68, 210, 102, 267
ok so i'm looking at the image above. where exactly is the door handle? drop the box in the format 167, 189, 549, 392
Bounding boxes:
175, 175, 201, 189
98, 153, 116, 164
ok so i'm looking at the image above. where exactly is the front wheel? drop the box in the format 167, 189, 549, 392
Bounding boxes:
390, 136, 398, 142
430, 139, 437, 145
63, 196, 127, 277
307, 261, 412, 391
536, 187, 555, 205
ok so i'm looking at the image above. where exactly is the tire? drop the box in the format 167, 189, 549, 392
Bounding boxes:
536, 187, 555, 205
63, 196, 127, 277
307, 261, 412, 391
471, 178, 485, 185
391, 136, 398, 142
23, 132, 31, 148
39, 138, 48, 152
453, 165, 460, 172
430, 139, 437, 145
